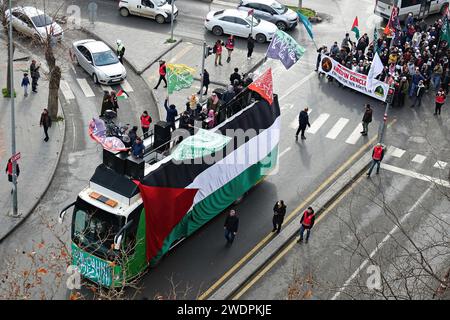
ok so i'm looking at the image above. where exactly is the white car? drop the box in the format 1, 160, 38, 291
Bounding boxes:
205, 9, 277, 43
5, 6, 63, 42
118, 0, 178, 24
72, 40, 127, 85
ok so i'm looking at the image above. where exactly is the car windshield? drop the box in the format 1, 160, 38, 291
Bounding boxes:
72, 199, 124, 259
154, 0, 167, 6
92, 50, 119, 66
31, 14, 53, 27
271, 2, 287, 14
245, 16, 260, 26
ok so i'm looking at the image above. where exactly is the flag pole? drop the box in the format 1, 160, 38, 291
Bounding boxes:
251, 12, 253, 38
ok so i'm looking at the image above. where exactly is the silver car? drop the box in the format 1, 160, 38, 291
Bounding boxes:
237, 0, 298, 31
72, 39, 127, 85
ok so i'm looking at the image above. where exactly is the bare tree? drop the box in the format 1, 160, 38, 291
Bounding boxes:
0, 0, 15, 97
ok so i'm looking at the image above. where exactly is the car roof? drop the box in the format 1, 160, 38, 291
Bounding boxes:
218, 9, 250, 19
241, 0, 277, 5
82, 40, 111, 53
14, 6, 46, 18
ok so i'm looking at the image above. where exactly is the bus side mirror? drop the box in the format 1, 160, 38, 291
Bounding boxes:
58, 201, 76, 224
114, 234, 123, 250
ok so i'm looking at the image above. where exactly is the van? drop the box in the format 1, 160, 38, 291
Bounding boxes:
118, 0, 178, 24
374, 0, 449, 21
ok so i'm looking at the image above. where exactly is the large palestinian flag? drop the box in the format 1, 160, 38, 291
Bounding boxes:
135, 91, 281, 264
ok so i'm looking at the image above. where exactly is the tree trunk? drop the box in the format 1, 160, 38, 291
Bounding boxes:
45, 42, 61, 120
298, 0, 303, 9
6, 41, 14, 96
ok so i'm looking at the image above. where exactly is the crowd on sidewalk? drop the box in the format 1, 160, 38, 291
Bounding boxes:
317, 12, 449, 114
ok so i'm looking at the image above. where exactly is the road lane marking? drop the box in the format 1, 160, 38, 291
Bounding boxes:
198, 132, 380, 300
345, 123, 363, 145
101, 85, 113, 93
306, 113, 329, 134
411, 154, 426, 164
388, 146, 406, 158
381, 163, 450, 188
289, 119, 298, 129
121, 79, 134, 92
279, 147, 291, 158
60, 80, 75, 100
433, 161, 448, 169
331, 185, 434, 300
76, 78, 95, 97
213, 0, 238, 7
279, 71, 316, 101
232, 174, 366, 300
325, 118, 349, 140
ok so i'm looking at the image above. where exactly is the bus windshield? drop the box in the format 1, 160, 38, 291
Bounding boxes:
72, 198, 125, 260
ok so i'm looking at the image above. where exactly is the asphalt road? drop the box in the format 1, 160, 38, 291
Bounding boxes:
1, 0, 448, 300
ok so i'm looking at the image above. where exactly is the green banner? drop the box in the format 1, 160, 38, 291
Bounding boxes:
166, 63, 196, 94
72, 243, 113, 287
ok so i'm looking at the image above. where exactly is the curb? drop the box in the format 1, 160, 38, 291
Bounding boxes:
80, 25, 183, 76
207, 146, 374, 299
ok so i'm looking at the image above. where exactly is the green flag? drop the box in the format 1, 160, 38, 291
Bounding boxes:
166, 63, 196, 94
440, 16, 450, 44
351, 16, 360, 40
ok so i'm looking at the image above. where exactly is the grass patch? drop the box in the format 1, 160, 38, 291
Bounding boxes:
55, 116, 64, 122
2, 88, 17, 98
287, 6, 316, 18
165, 38, 177, 44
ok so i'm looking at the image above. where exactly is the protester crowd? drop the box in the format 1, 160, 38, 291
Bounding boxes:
317, 12, 449, 111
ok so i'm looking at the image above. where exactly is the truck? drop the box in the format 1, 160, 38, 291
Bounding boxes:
59, 87, 281, 288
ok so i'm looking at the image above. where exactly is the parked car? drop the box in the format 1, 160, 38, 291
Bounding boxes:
237, 0, 298, 31
204, 9, 277, 43
72, 39, 127, 85
5, 6, 64, 42
118, 0, 178, 24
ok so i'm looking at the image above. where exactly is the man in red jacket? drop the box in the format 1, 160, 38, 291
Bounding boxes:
367, 143, 385, 177
5, 157, 20, 194
140, 111, 152, 138
297, 207, 315, 244
154, 60, 167, 90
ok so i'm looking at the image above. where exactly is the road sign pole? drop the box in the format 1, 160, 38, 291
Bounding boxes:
8, 0, 18, 217
379, 101, 390, 144
170, 0, 175, 41
199, 41, 206, 104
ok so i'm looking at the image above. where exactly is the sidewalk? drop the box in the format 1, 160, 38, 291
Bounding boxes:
0, 41, 65, 241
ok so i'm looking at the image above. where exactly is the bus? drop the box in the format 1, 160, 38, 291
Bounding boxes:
375, 0, 449, 21
58, 88, 281, 288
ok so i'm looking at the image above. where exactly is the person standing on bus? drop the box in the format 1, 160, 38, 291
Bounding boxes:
140, 111, 152, 138
224, 209, 239, 246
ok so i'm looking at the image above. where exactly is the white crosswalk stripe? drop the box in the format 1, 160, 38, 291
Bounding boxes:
76, 78, 95, 97
307, 113, 329, 134
121, 79, 134, 92
433, 161, 448, 169
101, 85, 113, 92
325, 118, 349, 140
411, 154, 426, 164
289, 118, 298, 129
60, 80, 75, 100
388, 146, 406, 158
345, 123, 363, 145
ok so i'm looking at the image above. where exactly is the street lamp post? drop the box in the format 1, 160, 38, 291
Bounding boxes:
8, 0, 18, 217
170, 0, 175, 42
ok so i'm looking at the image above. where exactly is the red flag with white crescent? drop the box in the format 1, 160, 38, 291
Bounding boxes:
248, 68, 273, 105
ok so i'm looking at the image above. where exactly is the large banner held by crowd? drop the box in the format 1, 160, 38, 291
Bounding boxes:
318, 55, 388, 102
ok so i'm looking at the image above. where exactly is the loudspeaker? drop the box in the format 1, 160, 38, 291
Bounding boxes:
153, 137, 170, 152
155, 121, 171, 140
126, 156, 145, 180
103, 149, 127, 175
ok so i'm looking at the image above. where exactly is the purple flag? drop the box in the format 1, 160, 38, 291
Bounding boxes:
266, 29, 306, 70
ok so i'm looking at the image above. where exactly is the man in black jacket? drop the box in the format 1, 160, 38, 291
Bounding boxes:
272, 200, 287, 234
224, 209, 239, 246
230, 68, 241, 85
295, 107, 311, 141
361, 104, 372, 136
198, 69, 210, 95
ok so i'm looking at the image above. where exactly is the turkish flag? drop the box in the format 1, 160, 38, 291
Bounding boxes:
248, 9, 254, 16
248, 68, 273, 105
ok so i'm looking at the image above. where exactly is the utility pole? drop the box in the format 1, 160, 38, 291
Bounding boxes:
8, 0, 18, 217
170, 0, 175, 42
199, 41, 206, 104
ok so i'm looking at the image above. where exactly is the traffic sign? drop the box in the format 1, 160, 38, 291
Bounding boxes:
11, 152, 21, 162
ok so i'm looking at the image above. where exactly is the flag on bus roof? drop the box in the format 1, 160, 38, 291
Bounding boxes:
351, 16, 360, 39
297, 11, 314, 40
166, 63, 196, 94
266, 29, 305, 70
248, 68, 273, 105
